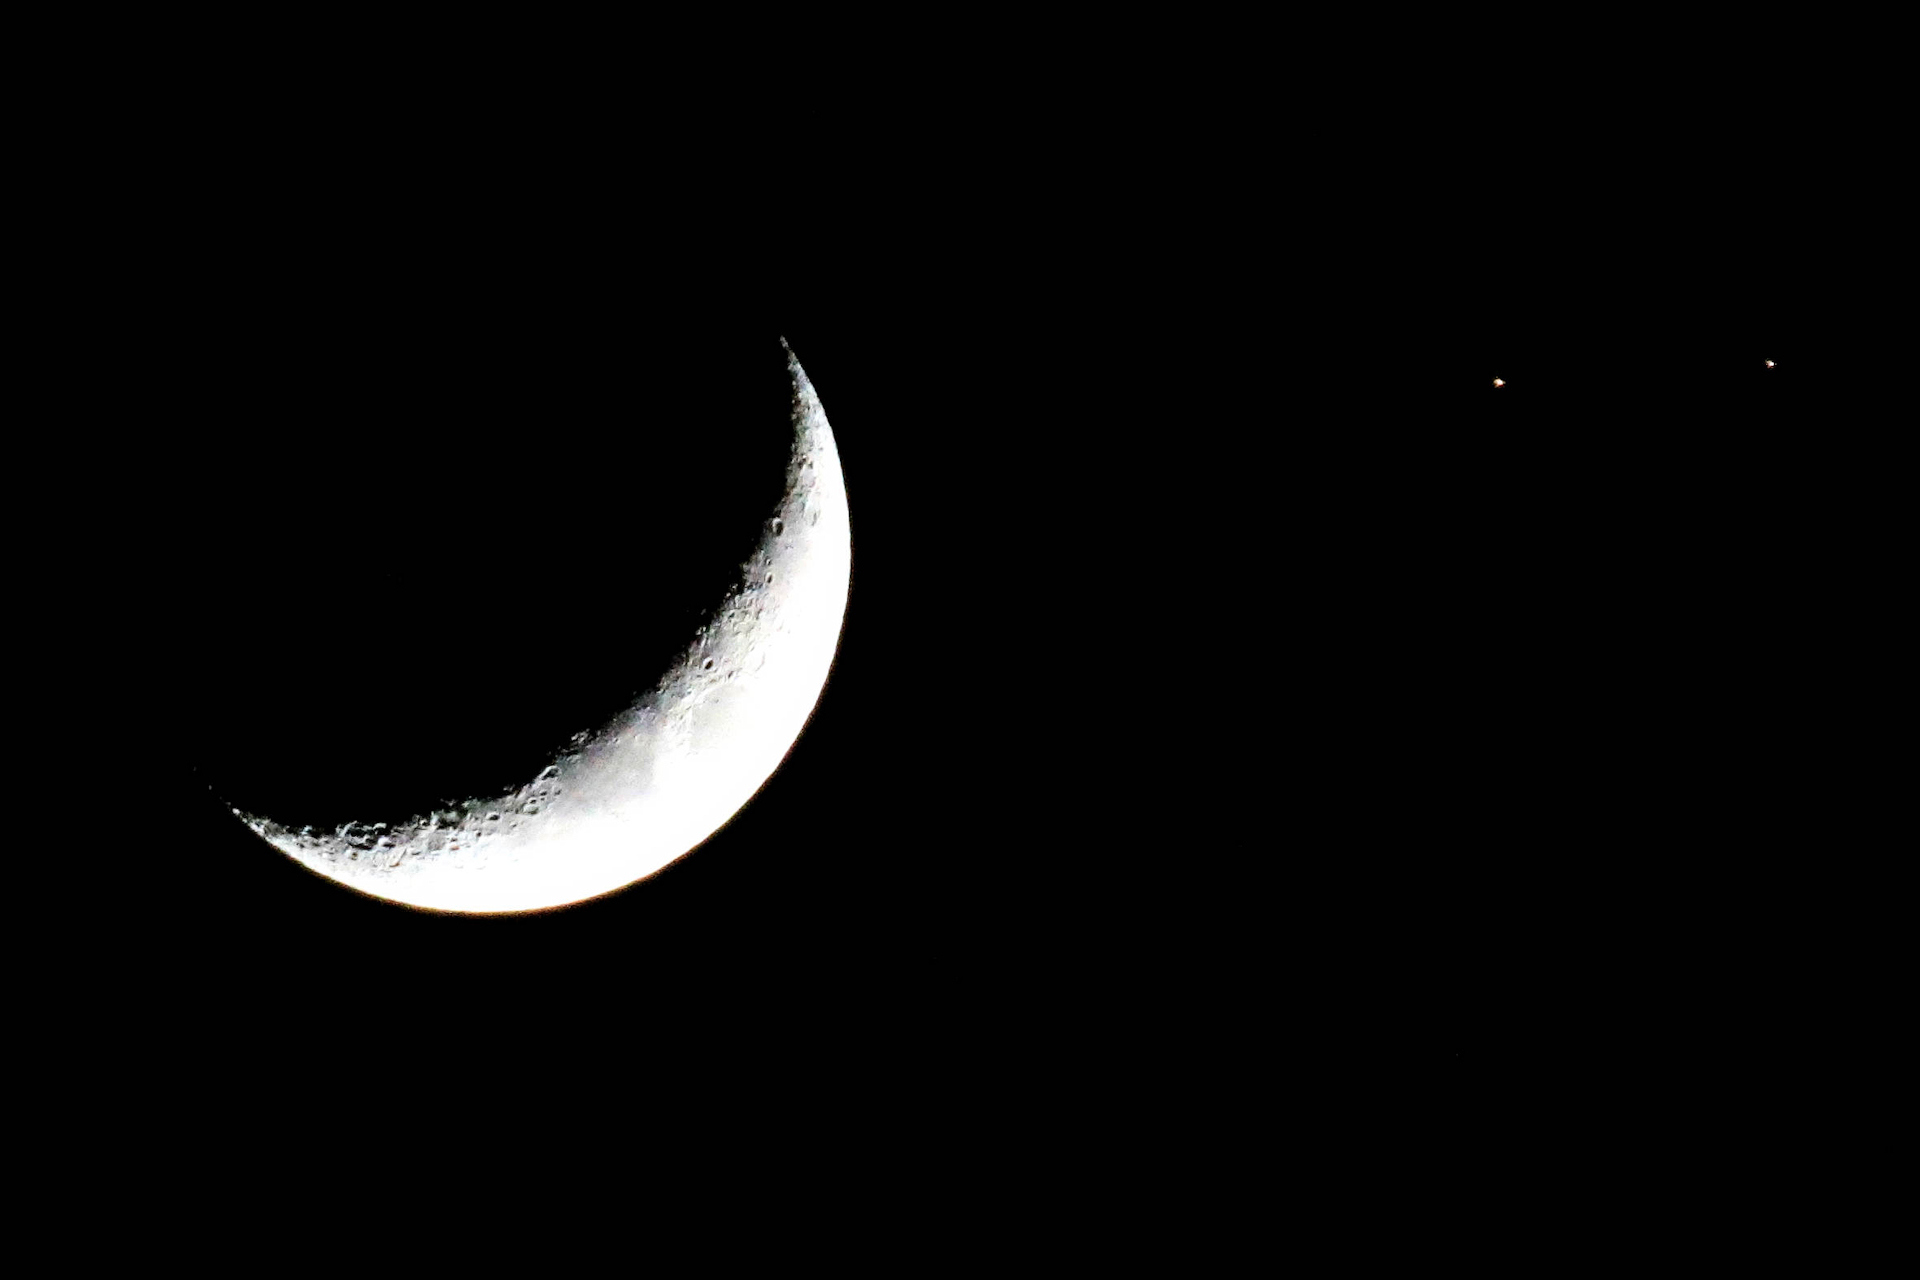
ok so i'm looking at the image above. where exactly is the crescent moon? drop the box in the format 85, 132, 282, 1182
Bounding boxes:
225, 342, 850, 913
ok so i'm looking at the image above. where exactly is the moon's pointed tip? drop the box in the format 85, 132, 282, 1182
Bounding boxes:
780, 336, 812, 389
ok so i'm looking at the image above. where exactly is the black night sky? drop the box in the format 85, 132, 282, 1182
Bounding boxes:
72, 75, 1860, 1177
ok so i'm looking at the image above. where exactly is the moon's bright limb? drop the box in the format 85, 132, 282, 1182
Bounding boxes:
228, 342, 851, 913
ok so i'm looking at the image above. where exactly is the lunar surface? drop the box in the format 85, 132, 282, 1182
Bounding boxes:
226, 343, 850, 913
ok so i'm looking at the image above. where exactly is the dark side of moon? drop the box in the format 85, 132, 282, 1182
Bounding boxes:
172, 319, 800, 835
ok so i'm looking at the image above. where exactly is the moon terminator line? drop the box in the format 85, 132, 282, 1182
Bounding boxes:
224, 342, 851, 913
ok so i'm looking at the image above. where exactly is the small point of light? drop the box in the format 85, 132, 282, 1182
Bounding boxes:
1765, 360, 1775, 368
1492, 378, 1505, 387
